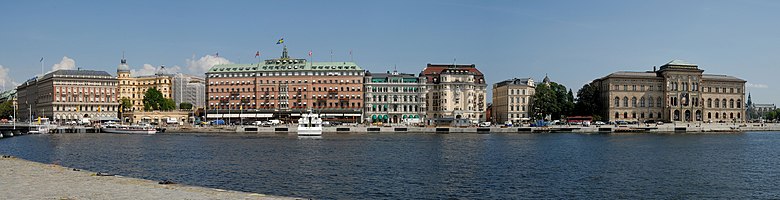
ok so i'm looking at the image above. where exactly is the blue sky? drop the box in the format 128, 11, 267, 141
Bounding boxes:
1, 0, 778, 102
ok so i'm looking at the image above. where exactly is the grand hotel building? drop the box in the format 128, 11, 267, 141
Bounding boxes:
205, 47, 364, 123
593, 60, 746, 123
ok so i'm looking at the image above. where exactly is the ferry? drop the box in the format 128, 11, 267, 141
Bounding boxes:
101, 122, 157, 134
297, 110, 323, 136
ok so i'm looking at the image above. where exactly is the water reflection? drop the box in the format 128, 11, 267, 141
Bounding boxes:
1, 132, 780, 199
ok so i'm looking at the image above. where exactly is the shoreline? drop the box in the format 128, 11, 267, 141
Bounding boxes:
159, 123, 780, 134
0, 156, 301, 200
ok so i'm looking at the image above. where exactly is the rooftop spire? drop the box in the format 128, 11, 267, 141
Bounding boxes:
121, 51, 127, 65
281, 45, 289, 59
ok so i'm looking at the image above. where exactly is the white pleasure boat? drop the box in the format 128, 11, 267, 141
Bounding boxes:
297, 110, 323, 136
101, 122, 157, 134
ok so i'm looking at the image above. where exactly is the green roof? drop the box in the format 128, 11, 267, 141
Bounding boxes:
207, 60, 362, 73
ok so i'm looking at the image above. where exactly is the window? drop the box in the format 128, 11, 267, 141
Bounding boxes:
623, 97, 629, 107
614, 97, 620, 107
631, 97, 637, 107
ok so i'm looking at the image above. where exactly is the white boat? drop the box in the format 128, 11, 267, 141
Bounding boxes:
297, 110, 323, 136
101, 122, 157, 134
27, 125, 50, 134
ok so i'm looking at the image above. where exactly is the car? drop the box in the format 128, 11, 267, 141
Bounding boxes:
593, 121, 606, 125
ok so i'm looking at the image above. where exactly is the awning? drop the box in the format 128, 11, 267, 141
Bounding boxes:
291, 114, 300, 116
257, 114, 273, 118
371, 115, 377, 119
224, 114, 239, 118
206, 114, 222, 118
383, 115, 388, 119
239, 114, 255, 118
343, 114, 361, 117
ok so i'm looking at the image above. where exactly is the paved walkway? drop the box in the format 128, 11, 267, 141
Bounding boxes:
0, 156, 301, 200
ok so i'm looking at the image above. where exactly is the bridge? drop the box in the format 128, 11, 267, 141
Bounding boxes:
0, 123, 100, 138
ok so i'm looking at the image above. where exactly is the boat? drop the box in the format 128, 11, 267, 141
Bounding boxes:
101, 122, 157, 134
27, 125, 50, 134
297, 110, 323, 136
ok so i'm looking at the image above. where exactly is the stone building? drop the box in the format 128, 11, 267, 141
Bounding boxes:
16, 69, 119, 122
492, 78, 535, 124
205, 47, 364, 123
592, 60, 746, 123
421, 64, 487, 123
116, 57, 173, 111
363, 70, 426, 124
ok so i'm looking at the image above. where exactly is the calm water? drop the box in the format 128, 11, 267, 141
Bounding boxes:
2, 132, 780, 199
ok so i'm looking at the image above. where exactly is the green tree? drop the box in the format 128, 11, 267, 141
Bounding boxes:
160, 98, 176, 111
143, 88, 164, 111
573, 82, 603, 121
0, 101, 13, 119
179, 102, 193, 110
120, 97, 133, 112
531, 82, 574, 120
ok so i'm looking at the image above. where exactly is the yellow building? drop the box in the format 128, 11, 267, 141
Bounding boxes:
116, 57, 173, 111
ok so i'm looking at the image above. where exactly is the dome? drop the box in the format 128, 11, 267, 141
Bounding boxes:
117, 58, 130, 72
542, 74, 550, 84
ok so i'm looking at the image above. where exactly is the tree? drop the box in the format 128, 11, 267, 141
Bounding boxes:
0, 101, 13, 120
120, 97, 133, 112
531, 82, 574, 120
179, 102, 193, 110
573, 82, 603, 121
161, 98, 176, 111
142, 88, 174, 111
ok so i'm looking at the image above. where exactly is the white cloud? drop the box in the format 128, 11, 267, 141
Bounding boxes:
51, 56, 76, 71
130, 64, 182, 77
186, 55, 232, 75
130, 64, 158, 77
746, 82, 769, 89
0, 65, 19, 91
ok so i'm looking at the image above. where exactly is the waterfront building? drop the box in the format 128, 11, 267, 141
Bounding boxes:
16, 69, 119, 122
592, 60, 746, 123
205, 47, 364, 123
363, 70, 426, 124
421, 64, 488, 123
123, 110, 190, 125
116, 57, 173, 111
492, 78, 535, 124
173, 74, 206, 109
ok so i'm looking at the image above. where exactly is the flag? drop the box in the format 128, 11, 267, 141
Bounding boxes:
215, 52, 219, 57
98, 106, 101, 112
349, 50, 352, 56
276, 38, 284, 44
255, 51, 260, 57
40, 57, 44, 62
308, 50, 312, 57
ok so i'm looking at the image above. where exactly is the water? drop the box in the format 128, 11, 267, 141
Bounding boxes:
2, 132, 780, 199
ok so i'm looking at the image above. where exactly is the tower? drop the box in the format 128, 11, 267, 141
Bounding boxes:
117, 53, 130, 78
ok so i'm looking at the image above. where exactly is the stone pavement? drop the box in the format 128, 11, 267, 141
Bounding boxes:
0, 156, 303, 200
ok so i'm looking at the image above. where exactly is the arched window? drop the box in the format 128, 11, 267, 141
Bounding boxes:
623, 97, 629, 107
631, 97, 637, 107
624, 112, 628, 118
737, 99, 742, 108
722, 99, 727, 108
729, 99, 734, 108
614, 97, 620, 107
707, 98, 712, 108
640, 97, 646, 107
615, 112, 620, 119
715, 99, 720, 108
649, 112, 654, 118
648, 96, 654, 107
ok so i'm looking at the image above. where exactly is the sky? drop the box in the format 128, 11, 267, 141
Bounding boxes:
1, 0, 778, 102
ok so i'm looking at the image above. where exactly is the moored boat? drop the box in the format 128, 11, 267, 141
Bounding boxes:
297, 110, 322, 136
101, 122, 157, 134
